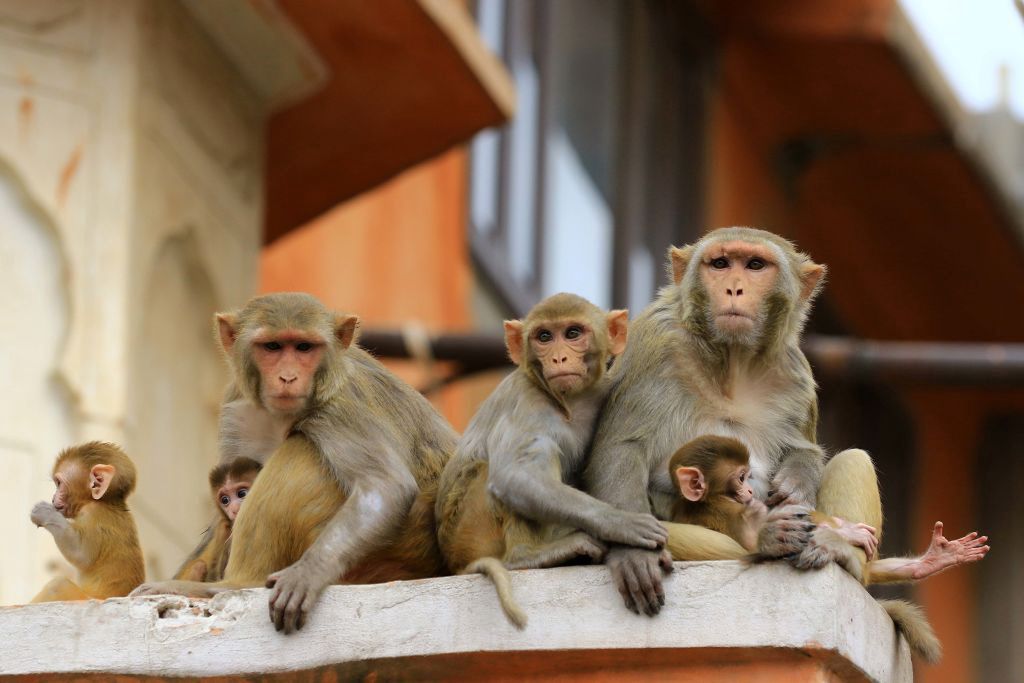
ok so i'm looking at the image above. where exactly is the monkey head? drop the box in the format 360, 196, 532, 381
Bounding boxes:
504, 293, 627, 398
215, 293, 359, 416
51, 442, 137, 517
669, 435, 753, 505
208, 457, 262, 522
668, 228, 825, 350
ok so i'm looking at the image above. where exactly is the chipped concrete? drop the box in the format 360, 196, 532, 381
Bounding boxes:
0, 562, 912, 682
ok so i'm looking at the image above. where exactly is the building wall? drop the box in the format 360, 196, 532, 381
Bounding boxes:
0, 0, 266, 601
260, 148, 507, 432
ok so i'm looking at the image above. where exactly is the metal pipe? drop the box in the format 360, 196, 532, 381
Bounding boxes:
358, 330, 1024, 386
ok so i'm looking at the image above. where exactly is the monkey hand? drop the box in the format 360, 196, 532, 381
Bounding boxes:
596, 510, 669, 550
606, 546, 673, 616
755, 505, 816, 560
766, 477, 815, 509
831, 518, 879, 560
30, 501, 63, 528
792, 524, 863, 580
265, 558, 334, 634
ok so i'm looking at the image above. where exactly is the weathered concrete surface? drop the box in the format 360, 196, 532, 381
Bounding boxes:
0, 562, 911, 682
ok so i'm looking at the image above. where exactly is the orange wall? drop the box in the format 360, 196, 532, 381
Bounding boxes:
260, 148, 480, 428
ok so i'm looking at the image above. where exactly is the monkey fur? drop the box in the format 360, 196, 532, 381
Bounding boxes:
436, 293, 666, 628
133, 292, 455, 633
30, 442, 145, 601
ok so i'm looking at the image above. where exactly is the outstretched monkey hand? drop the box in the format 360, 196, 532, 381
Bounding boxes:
606, 546, 673, 616
265, 558, 335, 634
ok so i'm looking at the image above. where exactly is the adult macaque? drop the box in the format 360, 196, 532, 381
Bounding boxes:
178, 457, 263, 582
133, 293, 454, 633
30, 442, 145, 602
437, 293, 666, 628
585, 227, 991, 621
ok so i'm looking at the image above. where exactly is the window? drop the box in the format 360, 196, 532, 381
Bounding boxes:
470, 0, 710, 316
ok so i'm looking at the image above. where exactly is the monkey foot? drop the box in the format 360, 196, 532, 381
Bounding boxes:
129, 580, 222, 599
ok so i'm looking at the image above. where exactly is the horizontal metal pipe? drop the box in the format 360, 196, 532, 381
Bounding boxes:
358, 330, 1024, 386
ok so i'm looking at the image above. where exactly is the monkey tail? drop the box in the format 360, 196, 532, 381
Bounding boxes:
463, 557, 528, 629
877, 598, 941, 664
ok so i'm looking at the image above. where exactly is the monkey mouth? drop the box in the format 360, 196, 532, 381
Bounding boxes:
547, 372, 583, 381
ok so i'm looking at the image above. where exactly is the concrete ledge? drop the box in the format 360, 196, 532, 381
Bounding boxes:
0, 561, 910, 682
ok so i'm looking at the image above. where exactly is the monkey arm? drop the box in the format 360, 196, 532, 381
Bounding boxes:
487, 439, 667, 550
767, 444, 824, 508
31, 503, 96, 569
265, 469, 418, 634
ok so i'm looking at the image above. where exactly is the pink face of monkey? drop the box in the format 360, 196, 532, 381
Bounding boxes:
215, 475, 254, 523
699, 241, 780, 340
249, 330, 327, 415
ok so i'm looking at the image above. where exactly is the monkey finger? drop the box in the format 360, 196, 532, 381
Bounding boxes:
658, 549, 675, 574
648, 561, 666, 608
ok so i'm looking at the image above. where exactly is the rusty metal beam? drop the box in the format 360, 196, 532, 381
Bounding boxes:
358, 329, 1024, 387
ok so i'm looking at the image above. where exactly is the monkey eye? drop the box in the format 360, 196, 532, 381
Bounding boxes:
238, 488, 249, 499
747, 258, 766, 271
710, 257, 729, 269
565, 326, 583, 340
296, 342, 314, 352
537, 329, 553, 343
263, 341, 282, 351
219, 495, 230, 506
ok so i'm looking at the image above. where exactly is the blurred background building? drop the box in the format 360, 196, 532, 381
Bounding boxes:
1, 1, 1022, 681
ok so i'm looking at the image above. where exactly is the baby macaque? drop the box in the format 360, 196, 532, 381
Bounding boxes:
30, 442, 145, 601
210, 456, 262, 525
178, 457, 262, 583
668, 436, 767, 552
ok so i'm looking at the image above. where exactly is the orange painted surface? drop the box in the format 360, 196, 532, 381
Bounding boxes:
260, 148, 476, 428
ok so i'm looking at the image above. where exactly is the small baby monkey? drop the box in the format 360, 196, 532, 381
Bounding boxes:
668, 435, 767, 552
177, 457, 262, 582
30, 442, 145, 601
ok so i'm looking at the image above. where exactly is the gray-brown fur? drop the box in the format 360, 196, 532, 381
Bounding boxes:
145, 292, 457, 632
583, 227, 829, 613
435, 293, 665, 626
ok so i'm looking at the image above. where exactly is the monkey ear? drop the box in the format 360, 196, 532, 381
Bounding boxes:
503, 320, 525, 366
669, 245, 696, 285
606, 310, 629, 357
335, 314, 360, 349
799, 261, 827, 302
215, 313, 237, 354
89, 464, 116, 500
674, 466, 706, 502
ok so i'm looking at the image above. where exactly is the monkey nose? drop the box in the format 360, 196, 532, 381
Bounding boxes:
280, 375, 297, 384
726, 287, 744, 297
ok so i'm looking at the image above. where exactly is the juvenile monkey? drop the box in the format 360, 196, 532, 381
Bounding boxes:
30, 442, 145, 602
178, 458, 263, 582
436, 293, 667, 628
133, 293, 455, 633
667, 436, 767, 553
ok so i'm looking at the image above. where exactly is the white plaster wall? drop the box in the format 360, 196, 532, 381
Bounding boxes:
0, 0, 285, 601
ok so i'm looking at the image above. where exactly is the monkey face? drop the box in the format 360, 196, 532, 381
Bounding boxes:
251, 331, 326, 415
528, 321, 595, 395
51, 468, 76, 517
699, 240, 780, 343
216, 476, 253, 522
730, 466, 754, 504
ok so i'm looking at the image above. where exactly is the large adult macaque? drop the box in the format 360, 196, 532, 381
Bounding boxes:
133, 293, 454, 633
30, 442, 145, 601
436, 293, 666, 627
585, 227, 876, 615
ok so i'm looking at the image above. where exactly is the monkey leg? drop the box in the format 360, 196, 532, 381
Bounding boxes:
505, 529, 606, 569
224, 435, 344, 584
664, 521, 747, 561
31, 577, 90, 603
812, 448, 883, 582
